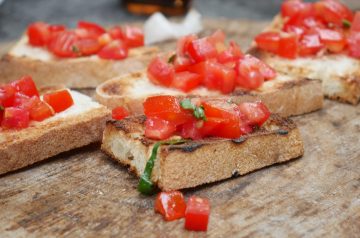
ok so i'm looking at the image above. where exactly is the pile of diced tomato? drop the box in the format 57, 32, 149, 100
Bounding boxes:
27, 21, 144, 59
142, 95, 270, 140
147, 30, 276, 93
255, 0, 360, 59
0, 76, 74, 130
155, 191, 210, 232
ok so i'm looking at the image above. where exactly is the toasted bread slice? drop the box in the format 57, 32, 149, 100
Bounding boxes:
0, 90, 111, 175
101, 114, 304, 191
248, 15, 360, 105
0, 36, 158, 88
96, 71, 323, 117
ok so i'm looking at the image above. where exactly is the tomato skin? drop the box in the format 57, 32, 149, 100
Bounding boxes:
278, 33, 298, 59
179, 119, 203, 140
172, 71, 202, 92
299, 31, 323, 56
143, 96, 192, 126
77, 21, 106, 38
11, 75, 39, 97
187, 37, 217, 62
98, 40, 128, 60
255, 32, 280, 54
317, 29, 346, 53
27, 22, 50, 46
154, 191, 186, 221
314, 0, 353, 27
217, 41, 243, 64
238, 102, 271, 127
28, 98, 54, 122
77, 38, 102, 56
185, 196, 210, 232
144, 117, 177, 140
43, 89, 74, 113
0, 84, 16, 107
108, 26, 124, 40
1, 107, 30, 129
348, 31, 360, 58
123, 26, 144, 48
147, 56, 175, 87
112, 106, 129, 120
48, 31, 78, 58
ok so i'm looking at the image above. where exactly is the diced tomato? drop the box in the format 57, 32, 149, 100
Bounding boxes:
144, 117, 177, 140
48, 24, 66, 33
242, 55, 276, 80
98, 33, 112, 46
172, 71, 202, 92
98, 40, 128, 60
43, 89, 74, 113
27, 22, 50, 46
281, 0, 307, 18
47, 31, 78, 58
187, 37, 217, 62
348, 31, 360, 58
28, 98, 54, 122
1, 107, 30, 129
278, 33, 298, 59
179, 119, 203, 140
123, 26, 144, 48
112, 106, 129, 120
154, 191, 186, 221
143, 95, 192, 126
351, 12, 360, 32
185, 196, 210, 232
173, 55, 193, 72
11, 75, 39, 97
147, 56, 175, 87
176, 34, 198, 57
0, 84, 16, 107
77, 38, 102, 56
217, 41, 243, 64
208, 30, 227, 54
317, 28, 346, 53
77, 21, 106, 38
314, 0, 353, 27
108, 26, 125, 40
283, 25, 306, 37
12, 93, 31, 108
299, 31, 323, 56
255, 32, 280, 54
238, 102, 271, 127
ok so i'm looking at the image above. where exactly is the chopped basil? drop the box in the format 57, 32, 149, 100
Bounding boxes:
72, 45, 80, 54
138, 139, 188, 195
342, 19, 352, 28
180, 98, 207, 121
168, 54, 177, 64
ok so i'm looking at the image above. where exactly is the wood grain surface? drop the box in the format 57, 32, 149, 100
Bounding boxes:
0, 19, 359, 238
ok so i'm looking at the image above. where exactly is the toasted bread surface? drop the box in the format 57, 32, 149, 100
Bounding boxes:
0, 90, 111, 175
96, 71, 323, 117
101, 115, 304, 191
249, 15, 360, 105
0, 36, 158, 88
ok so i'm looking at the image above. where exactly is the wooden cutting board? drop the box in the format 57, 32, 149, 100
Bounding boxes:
0, 19, 359, 238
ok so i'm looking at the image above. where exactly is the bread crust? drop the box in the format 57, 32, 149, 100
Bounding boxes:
101, 115, 304, 191
0, 105, 110, 175
0, 43, 158, 88
248, 14, 360, 105
96, 71, 323, 117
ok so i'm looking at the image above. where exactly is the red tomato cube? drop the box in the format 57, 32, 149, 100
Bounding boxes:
123, 26, 144, 48
299, 31, 323, 56
351, 12, 360, 32
185, 196, 210, 232
27, 22, 51, 46
278, 33, 298, 59
238, 102, 271, 127
28, 98, 54, 122
144, 117, 177, 140
11, 75, 39, 97
155, 191, 187, 221
147, 56, 175, 87
0, 84, 16, 107
348, 31, 360, 58
98, 40, 128, 60
112, 106, 129, 120
255, 32, 280, 54
187, 37, 217, 63
314, 0, 353, 27
172, 71, 202, 92
317, 29, 346, 53
1, 107, 30, 129
43, 89, 74, 113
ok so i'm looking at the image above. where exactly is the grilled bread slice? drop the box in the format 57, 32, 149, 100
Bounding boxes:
0, 36, 158, 88
248, 15, 360, 105
0, 90, 111, 175
101, 114, 304, 191
96, 71, 323, 117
